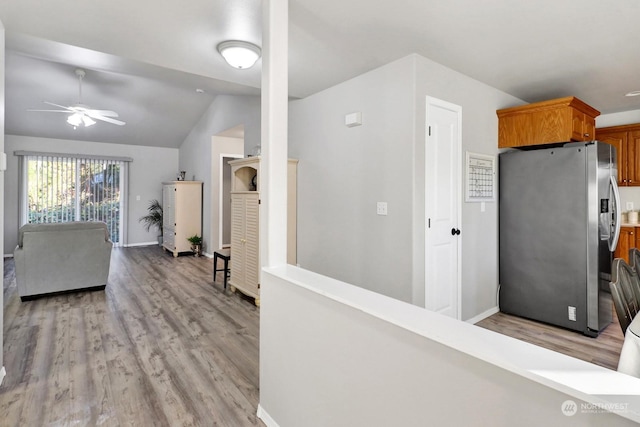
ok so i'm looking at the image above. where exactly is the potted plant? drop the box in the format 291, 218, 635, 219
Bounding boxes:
139, 199, 163, 245
187, 234, 203, 257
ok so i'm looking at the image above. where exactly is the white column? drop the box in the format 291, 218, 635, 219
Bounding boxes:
260, 0, 288, 270
0, 18, 5, 385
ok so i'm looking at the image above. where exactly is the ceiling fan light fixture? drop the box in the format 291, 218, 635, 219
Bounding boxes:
217, 40, 261, 69
82, 115, 96, 127
67, 113, 83, 127
66, 112, 96, 128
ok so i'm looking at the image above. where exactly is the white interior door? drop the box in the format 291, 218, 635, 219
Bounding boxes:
425, 96, 461, 319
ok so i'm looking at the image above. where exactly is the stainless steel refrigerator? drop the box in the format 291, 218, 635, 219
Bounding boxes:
499, 141, 620, 336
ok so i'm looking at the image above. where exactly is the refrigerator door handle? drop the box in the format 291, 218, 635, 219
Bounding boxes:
610, 175, 622, 252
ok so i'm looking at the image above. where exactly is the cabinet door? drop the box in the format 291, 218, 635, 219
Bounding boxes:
614, 227, 634, 263
597, 131, 627, 185
230, 194, 245, 285
583, 115, 595, 141
163, 230, 175, 250
571, 110, 596, 141
571, 109, 586, 141
163, 184, 175, 228
162, 185, 176, 252
244, 193, 260, 292
628, 131, 640, 186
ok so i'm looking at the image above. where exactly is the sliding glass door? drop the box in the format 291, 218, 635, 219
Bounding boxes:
22, 154, 127, 245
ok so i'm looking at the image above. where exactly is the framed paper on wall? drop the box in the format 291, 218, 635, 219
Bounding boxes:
465, 151, 496, 202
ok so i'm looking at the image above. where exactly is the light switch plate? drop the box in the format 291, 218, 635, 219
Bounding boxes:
377, 202, 387, 216
627, 202, 634, 211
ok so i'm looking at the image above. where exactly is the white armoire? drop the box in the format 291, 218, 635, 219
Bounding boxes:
228, 157, 297, 306
162, 181, 203, 257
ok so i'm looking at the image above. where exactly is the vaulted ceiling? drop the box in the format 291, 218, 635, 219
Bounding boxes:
1, 0, 640, 148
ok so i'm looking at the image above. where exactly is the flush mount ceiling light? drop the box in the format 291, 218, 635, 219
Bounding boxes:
625, 90, 640, 97
217, 40, 261, 69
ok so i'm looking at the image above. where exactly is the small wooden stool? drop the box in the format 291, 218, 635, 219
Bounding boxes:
213, 248, 231, 289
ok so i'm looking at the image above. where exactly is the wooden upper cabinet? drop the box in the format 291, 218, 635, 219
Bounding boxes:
596, 124, 640, 186
597, 130, 627, 185
497, 96, 600, 148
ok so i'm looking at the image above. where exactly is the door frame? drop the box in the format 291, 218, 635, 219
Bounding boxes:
425, 95, 462, 319
219, 153, 243, 249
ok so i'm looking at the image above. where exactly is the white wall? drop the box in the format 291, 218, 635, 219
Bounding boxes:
597, 109, 640, 128
4, 135, 179, 253
289, 56, 415, 301
179, 95, 260, 254
412, 55, 523, 318
259, 266, 640, 427
0, 19, 6, 384
289, 54, 523, 319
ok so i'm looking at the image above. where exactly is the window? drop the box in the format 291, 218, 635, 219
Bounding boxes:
17, 152, 131, 246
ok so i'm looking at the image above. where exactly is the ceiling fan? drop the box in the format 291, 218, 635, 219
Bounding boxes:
28, 68, 126, 128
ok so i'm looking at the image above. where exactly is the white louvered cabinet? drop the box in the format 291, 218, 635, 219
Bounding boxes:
230, 192, 260, 299
228, 157, 298, 306
162, 181, 203, 257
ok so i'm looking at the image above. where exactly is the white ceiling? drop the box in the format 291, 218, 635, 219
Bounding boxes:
1, 0, 640, 148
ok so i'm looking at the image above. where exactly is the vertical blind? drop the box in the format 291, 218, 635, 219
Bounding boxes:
17, 152, 131, 246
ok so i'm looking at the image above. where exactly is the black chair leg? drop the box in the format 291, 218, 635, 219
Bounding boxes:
223, 258, 229, 289
213, 253, 220, 282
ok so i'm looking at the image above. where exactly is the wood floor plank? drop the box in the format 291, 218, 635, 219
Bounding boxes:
1, 246, 264, 427
43, 295, 72, 426
476, 311, 625, 370
69, 292, 116, 425
17, 300, 57, 426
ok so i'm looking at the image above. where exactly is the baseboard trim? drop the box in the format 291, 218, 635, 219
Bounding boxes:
465, 306, 499, 325
202, 251, 214, 259
0, 366, 6, 386
257, 405, 280, 427
124, 242, 159, 248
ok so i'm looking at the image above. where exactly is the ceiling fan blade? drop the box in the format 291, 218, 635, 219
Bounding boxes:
27, 109, 71, 113
43, 101, 73, 111
91, 115, 126, 126
85, 109, 119, 118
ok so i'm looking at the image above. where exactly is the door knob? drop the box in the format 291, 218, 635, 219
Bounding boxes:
451, 228, 461, 236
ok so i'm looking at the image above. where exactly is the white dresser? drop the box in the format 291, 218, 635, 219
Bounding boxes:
162, 181, 203, 257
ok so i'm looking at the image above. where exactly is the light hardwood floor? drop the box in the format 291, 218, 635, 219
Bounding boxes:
476, 310, 625, 371
2, 246, 627, 425
1, 246, 264, 427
